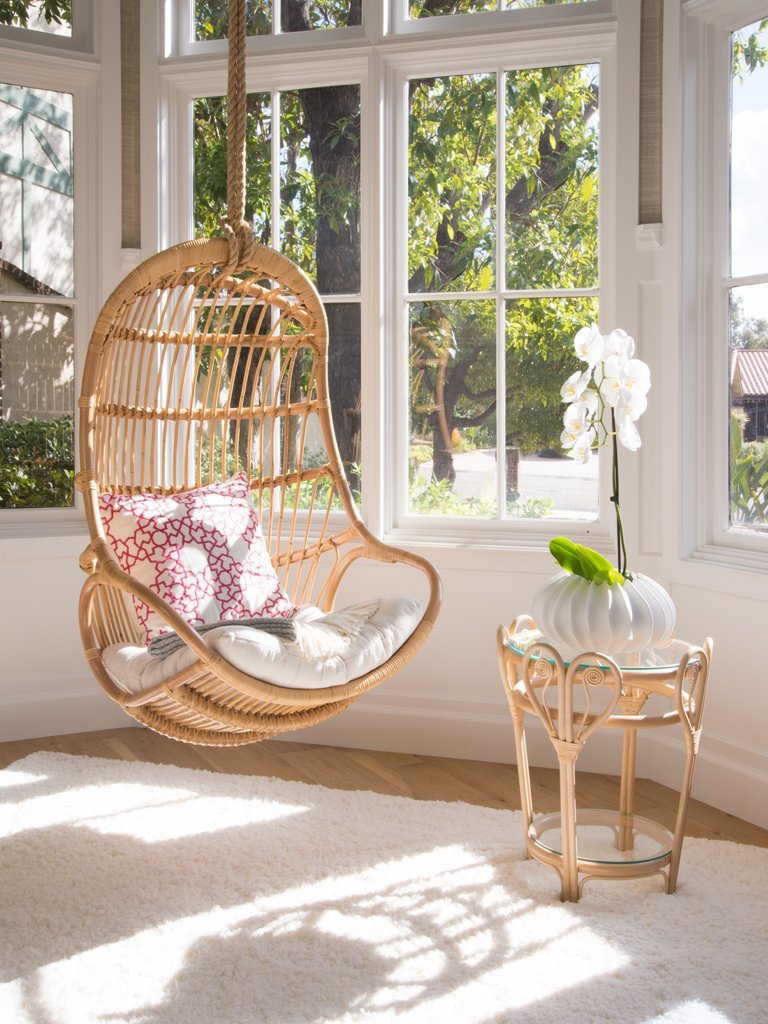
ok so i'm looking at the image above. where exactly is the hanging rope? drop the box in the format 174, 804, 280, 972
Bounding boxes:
221, 0, 255, 273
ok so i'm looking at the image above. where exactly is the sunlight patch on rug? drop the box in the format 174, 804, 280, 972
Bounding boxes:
0, 752, 766, 1024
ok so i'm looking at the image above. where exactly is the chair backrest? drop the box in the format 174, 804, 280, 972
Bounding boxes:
78, 238, 362, 609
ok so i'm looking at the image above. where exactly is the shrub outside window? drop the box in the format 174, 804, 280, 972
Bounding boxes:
0, 80, 75, 509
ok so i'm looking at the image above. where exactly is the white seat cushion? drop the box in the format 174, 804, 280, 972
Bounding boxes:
103, 598, 425, 695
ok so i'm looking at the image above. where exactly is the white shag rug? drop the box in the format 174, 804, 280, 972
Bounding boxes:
1, 753, 766, 1024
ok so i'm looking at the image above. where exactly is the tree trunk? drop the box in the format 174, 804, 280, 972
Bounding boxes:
281, 5, 361, 483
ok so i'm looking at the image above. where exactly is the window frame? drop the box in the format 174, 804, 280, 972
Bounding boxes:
0, 29, 103, 535
152, 0, 632, 551
682, 0, 768, 573
390, 0, 615, 38
0, 0, 95, 55
170, 0, 370, 58
384, 24, 619, 547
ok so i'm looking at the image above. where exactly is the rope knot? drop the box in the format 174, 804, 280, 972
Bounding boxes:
219, 216, 255, 276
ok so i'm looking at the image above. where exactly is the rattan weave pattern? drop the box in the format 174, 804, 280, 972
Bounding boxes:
77, 239, 441, 744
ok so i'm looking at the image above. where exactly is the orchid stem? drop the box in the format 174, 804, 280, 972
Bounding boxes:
610, 409, 628, 577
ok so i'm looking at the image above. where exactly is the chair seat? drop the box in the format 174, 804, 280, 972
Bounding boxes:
103, 597, 425, 695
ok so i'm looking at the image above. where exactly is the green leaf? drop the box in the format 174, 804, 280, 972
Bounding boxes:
548, 536, 624, 585
477, 263, 493, 291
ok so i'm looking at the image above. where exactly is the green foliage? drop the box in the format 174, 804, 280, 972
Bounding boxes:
730, 295, 768, 349
408, 73, 497, 292
409, 473, 497, 517
509, 495, 555, 518
410, 0, 582, 13
0, 416, 74, 509
194, 0, 359, 38
733, 19, 768, 80
407, 62, 599, 473
549, 536, 624, 585
0, 0, 70, 27
505, 294, 599, 452
408, 463, 553, 518
505, 64, 598, 290
730, 411, 768, 526
191, 9, 600, 510
194, 1, 270, 40
193, 94, 272, 241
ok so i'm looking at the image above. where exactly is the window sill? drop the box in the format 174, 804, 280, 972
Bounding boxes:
384, 516, 611, 554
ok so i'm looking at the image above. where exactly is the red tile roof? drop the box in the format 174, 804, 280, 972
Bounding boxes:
731, 349, 768, 398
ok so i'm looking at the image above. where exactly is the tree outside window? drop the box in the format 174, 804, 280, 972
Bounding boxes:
406, 62, 599, 520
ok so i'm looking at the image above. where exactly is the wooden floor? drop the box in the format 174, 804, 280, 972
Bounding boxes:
2, 726, 767, 849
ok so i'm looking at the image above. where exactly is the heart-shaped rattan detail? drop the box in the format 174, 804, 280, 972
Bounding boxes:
522, 644, 622, 745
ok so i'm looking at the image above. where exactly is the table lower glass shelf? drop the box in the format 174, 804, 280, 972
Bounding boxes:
529, 808, 673, 866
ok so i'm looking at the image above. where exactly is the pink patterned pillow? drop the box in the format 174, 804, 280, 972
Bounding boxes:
99, 474, 295, 643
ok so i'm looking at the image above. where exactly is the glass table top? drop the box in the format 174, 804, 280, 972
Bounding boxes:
531, 809, 673, 866
506, 629, 689, 672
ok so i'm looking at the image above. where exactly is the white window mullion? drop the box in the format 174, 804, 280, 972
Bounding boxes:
404, 288, 600, 302
392, 68, 411, 530
271, 89, 281, 250
496, 66, 507, 520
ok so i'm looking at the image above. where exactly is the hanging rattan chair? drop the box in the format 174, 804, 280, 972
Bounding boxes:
75, 2, 441, 746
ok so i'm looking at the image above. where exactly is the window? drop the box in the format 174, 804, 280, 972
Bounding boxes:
728, 17, 768, 533
0, 0, 99, 525
0, 0, 93, 52
1, 0, 72, 35
0, 82, 75, 509
683, 0, 768, 566
408, 0, 597, 16
162, 0, 626, 545
193, 83, 362, 489
194, 0, 362, 38
404, 64, 599, 523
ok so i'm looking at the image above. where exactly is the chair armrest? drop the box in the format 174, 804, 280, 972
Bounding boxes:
322, 526, 442, 629
78, 538, 220, 668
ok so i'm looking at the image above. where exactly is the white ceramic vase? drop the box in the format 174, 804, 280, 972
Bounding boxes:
532, 571, 676, 656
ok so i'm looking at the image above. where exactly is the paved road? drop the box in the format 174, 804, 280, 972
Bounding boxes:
419, 449, 598, 516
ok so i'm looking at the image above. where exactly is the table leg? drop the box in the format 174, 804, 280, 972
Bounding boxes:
667, 734, 700, 893
558, 752, 579, 901
509, 703, 534, 856
618, 727, 637, 852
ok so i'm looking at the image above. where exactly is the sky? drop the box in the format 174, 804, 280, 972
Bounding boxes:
730, 20, 768, 323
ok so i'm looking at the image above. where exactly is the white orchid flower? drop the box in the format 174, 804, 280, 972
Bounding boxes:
560, 426, 580, 450
597, 355, 624, 407
561, 405, 592, 448
560, 368, 592, 404
579, 387, 600, 419
619, 357, 651, 397
556, 325, 651, 581
562, 388, 599, 437
602, 328, 635, 361
598, 355, 651, 411
567, 425, 597, 463
615, 386, 647, 422
573, 324, 603, 366
616, 401, 642, 450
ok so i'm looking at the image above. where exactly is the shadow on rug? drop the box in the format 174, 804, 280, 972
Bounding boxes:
0, 751, 765, 1024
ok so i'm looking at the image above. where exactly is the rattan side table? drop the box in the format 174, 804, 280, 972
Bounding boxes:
497, 615, 712, 902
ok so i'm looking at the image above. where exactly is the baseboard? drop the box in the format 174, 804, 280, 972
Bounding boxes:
3, 681, 767, 831
635, 727, 768, 832
294, 690, 768, 831
0, 679, 130, 742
